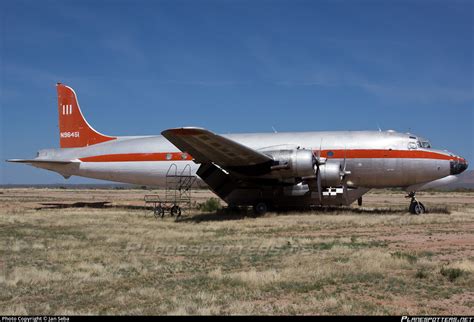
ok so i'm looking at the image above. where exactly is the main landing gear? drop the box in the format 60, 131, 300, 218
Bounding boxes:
253, 202, 268, 216
406, 192, 425, 215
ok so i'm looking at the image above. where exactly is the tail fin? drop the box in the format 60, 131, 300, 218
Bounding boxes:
57, 83, 116, 148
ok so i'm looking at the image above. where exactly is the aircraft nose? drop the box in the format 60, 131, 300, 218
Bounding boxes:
450, 157, 468, 175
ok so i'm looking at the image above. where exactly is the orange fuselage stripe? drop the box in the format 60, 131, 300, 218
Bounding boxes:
78, 150, 461, 162
318, 149, 457, 160
79, 152, 193, 162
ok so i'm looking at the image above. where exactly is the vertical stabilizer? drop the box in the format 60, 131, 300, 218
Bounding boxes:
57, 83, 116, 148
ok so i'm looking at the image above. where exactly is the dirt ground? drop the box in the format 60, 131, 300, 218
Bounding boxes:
0, 188, 473, 315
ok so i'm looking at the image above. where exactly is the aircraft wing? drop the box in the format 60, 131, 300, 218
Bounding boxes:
161, 127, 273, 168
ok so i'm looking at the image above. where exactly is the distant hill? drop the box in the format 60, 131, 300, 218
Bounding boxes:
441, 170, 474, 190
1, 171, 473, 191
0, 179, 208, 190
0, 183, 135, 189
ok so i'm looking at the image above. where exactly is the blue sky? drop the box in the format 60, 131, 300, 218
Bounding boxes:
1, 0, 473, 184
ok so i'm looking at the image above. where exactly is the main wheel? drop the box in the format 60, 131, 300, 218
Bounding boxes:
253, 202, 268, 216
154, 206, 164, 218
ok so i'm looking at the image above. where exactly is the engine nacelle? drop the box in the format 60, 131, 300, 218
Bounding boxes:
319, 161, 343, 187
265, 149, 315, 179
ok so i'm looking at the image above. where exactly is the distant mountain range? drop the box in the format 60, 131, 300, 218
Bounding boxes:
1, 171, 473, 190
441, 170, 474, 190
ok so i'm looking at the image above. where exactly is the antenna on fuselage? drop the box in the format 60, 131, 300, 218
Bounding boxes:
377, 123, 382, 132
271, 126, 278, 133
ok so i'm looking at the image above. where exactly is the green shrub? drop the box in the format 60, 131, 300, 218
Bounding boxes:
415, 268, 428, 279
198, 198, 221, 212
440, 267, 464, 282
391, 251, 418, 264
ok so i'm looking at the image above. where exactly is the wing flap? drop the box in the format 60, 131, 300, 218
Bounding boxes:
161, 127, 273, 167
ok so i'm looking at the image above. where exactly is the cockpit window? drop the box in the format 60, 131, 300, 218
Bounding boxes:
418, 141, 431, 149
408, 142, 417, 150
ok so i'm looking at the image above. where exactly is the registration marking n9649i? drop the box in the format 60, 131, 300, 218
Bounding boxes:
60, 131, 80, 138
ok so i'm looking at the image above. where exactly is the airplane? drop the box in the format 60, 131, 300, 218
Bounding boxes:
7, 83, 468, 215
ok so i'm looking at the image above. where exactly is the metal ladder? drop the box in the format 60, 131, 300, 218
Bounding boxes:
165, 163, 196, 216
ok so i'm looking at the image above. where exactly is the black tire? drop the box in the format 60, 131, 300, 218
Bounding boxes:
413, 202, 425, 215
171, 205, 181, 217
253, 202, 268, 216
409, 202, 425, 215
154, 206, 164, 219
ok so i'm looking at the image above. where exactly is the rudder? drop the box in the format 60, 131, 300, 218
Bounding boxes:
57, 83, 116, 148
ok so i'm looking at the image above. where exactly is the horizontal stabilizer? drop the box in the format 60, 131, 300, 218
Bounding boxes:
7, 159, 78, 179
6, 159, 74, 164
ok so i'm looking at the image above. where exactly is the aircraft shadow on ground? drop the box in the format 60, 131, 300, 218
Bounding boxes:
35, 202, 449, 221
176, 206, 429, 223
36, 202, 150, 211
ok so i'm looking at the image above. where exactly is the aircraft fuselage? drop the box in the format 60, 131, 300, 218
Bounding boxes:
8, 84, 468, 210
31, 130, 465, 189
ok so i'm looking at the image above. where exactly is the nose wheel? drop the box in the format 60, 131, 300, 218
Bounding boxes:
406, 192, 425, 215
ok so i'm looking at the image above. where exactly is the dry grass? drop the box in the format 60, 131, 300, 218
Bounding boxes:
0, 188, 473, 315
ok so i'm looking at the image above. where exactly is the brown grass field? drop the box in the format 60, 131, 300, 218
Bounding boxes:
0, 188, 473, 315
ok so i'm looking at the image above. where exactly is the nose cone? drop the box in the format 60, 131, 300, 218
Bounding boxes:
450, 157, 468, 175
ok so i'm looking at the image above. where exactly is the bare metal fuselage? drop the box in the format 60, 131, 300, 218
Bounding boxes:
9, 83, 469, 209
32, 130, 459, 190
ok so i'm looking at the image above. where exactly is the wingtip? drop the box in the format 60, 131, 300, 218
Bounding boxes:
161, 127, 208, 136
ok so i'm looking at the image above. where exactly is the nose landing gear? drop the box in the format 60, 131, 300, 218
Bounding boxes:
406, 192, 425, 215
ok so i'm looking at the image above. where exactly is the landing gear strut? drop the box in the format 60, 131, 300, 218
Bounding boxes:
406, 192, 425, 215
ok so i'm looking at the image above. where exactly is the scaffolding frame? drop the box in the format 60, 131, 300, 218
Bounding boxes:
166, 163, 196, 215
145, 163, 196, 218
